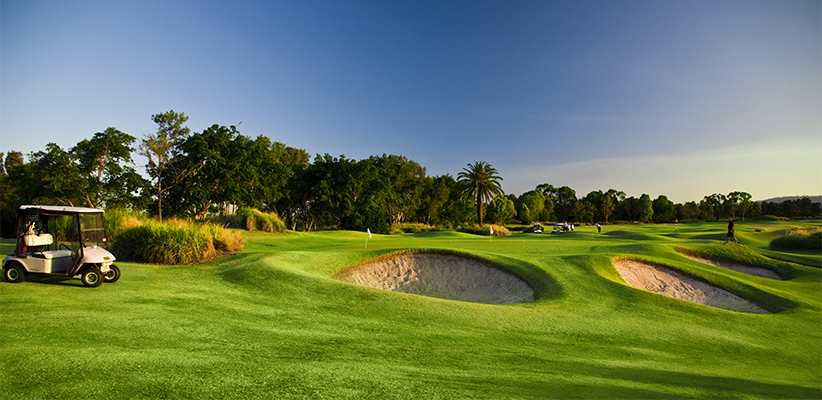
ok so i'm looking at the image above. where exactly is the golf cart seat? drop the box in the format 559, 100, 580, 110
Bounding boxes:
24, 233, 54, 247
40, 250, 72, 259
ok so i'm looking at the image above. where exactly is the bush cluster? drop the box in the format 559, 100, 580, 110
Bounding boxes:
108, 215, 243, 265
209, 208, 286, 233
458, 224, 511, 237
770, 228, 822, 251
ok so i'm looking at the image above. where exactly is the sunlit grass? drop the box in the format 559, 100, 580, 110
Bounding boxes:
1, 219, 820, 399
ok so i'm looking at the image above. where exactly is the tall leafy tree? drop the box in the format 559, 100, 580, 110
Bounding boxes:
138, 110, 193, 221
71, 127, 148, 209
518, 190, 546, 223
371, 154, 426, 224
417, 176, 450, 225
652, 195, 676, 222
637, 194, 654, 223
457, 161, 504, 226
539, 184, 578, 221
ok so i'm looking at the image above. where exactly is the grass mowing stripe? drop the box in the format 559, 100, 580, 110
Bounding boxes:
1, 220, 820, 399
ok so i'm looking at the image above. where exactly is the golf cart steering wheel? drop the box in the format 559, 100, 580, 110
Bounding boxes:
59, 243, 71, 251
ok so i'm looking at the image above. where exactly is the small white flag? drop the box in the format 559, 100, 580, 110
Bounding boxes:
367, 228, 372, 238
490, 226, 494, 235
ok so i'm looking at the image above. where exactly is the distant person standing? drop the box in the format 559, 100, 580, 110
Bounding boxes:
596, 223, 601, 233
727, 217, 739, 243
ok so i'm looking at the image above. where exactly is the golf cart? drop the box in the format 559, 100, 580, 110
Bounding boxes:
532, 223, 543, 234
2, 205, 120, 287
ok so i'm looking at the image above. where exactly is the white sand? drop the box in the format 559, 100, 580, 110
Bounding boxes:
613, 258, 769, 314
334, 252, 534, 305
676, 251, 784, 280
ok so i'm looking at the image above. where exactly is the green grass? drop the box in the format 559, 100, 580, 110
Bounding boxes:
1, 220, 820, 399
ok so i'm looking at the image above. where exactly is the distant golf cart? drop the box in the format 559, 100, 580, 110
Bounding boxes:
532, 223, 543, 234
551, 223, 567, 233
2, 206, 120, 287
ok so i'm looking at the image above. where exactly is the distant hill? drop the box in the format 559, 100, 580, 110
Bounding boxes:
757, 195, 822, 204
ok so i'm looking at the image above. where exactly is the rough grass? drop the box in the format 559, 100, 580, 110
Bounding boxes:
1, 220, 820, 399
770, 228, 822, 250
110, 218, 243, 264
210, 208, 287, 234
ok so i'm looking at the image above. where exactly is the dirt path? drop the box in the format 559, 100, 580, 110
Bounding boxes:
334, 253, 534, 305
613, 258, 769, 314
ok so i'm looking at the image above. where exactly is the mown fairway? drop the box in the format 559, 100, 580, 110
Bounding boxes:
1, 220, 820, 399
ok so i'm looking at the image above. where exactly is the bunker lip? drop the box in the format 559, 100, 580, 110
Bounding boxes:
674, 249, 784, 280
613, 258, 770, 314
334, 251, 535, 305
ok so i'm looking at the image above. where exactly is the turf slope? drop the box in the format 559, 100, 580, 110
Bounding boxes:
0, 221, 820, 399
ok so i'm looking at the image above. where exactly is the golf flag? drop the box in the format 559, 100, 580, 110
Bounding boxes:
367, 228, 372, 238
490, 226, 494, 235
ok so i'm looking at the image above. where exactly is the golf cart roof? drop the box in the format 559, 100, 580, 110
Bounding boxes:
19, 205, 104, 215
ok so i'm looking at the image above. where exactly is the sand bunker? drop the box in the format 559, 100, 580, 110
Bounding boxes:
676, 251, 784, 280
334, 252, 534, 305
613, 258, 769, 314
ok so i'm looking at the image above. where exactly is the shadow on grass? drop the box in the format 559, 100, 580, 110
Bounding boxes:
407, 359, 820, 399
1, 276, 90, 288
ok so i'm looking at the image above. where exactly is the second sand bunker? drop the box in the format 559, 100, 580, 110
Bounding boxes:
613, 258, 769, 314
334, 253, 534, 305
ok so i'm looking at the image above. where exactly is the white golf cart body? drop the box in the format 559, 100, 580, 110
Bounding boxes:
533, 223, 543, 234
2, 205, 120, 287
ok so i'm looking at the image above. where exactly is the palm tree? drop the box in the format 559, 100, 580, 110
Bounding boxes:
457, 161, 504, 226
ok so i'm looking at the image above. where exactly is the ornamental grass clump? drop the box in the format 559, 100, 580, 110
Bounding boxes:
111, 219, 242, 264
770, 228, 822, 251
105, 208, 148, 242
211, 208, 286, 233
458, 224, 511, 236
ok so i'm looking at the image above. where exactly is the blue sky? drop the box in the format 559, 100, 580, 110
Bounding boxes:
2, 0, 820, 203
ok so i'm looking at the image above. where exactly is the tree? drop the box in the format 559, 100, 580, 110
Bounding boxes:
541, 196, 554, 221
457, 161, 504, 226
676, 201, 700, 221
571, 200, 595, 223
308, 154, 391, 232
540, 184, 577, 222
138, 110, 192, 221
371, 154, 426, 225
652, 195, 676, 222
703, 193, 725, 220
637, 194, 654, 223
519, 204, 532, 225
71, 127, 148, 209
417, 176, 450, 225
437, 175, 475, 227
491, 195, 516, 224
517, 190, 546, 223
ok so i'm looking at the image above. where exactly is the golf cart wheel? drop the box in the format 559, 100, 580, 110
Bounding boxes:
4, 264, 26, 283
103, 265, 121, 283
81, 268, 104, 287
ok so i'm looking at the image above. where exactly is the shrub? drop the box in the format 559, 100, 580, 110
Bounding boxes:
217, 208, 287, 233
105, 208, 147, 242
392, 223, 438, 234
458, 224, 511, 236
770, 228, 822, 251
111, 218, 243, 264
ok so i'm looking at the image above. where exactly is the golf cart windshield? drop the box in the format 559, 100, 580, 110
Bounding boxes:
80, 213, 106, 247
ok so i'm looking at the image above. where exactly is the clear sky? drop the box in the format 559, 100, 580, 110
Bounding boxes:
2, 0, 820, 203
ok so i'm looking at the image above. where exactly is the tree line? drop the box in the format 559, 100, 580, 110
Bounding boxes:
1, 110, 819, 236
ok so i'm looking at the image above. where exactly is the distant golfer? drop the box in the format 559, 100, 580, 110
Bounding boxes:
596, 223, 601, 233
727, 217, 739, 243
